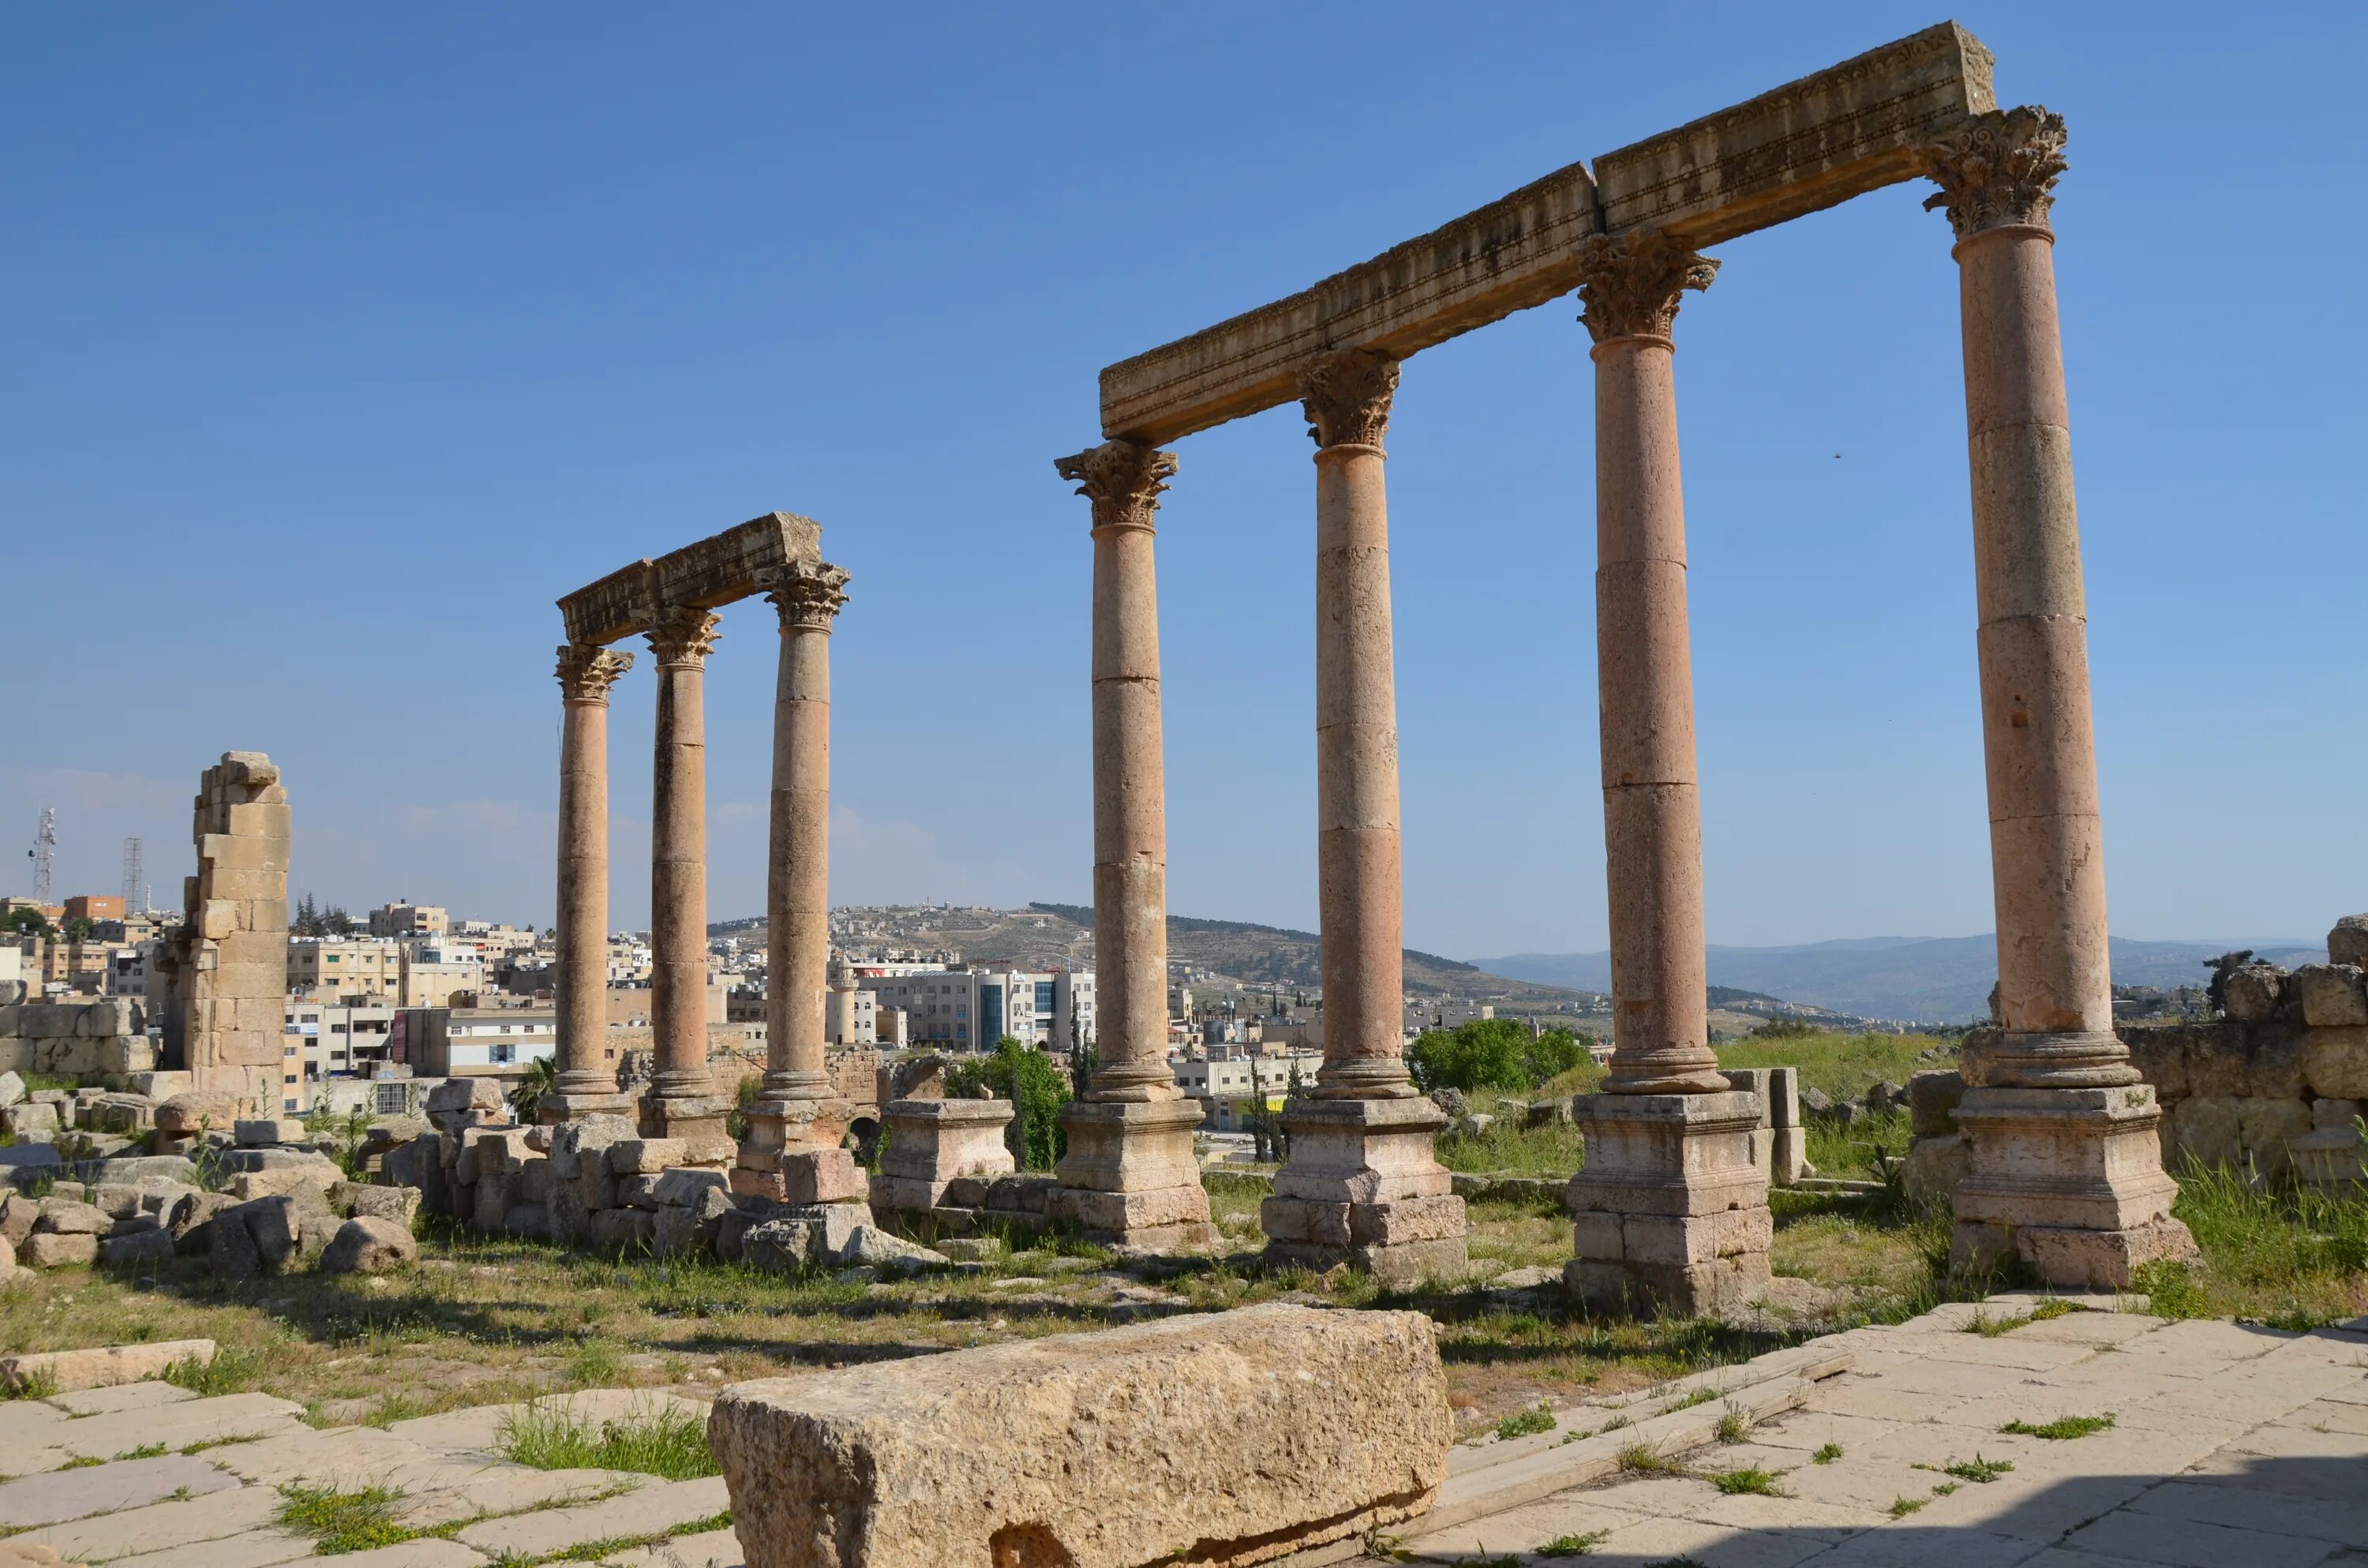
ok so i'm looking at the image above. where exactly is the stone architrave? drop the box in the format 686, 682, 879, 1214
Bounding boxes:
1561, 234, 1771, 1316
545, 643, 634, 1124
1261, 350, 1465, 1281
155, 753, 290, 1116
640, 604, 733, 1160
1924, 109, 2194, 1285
1048, 440, 1216, 1252
736, 562, 859, 1200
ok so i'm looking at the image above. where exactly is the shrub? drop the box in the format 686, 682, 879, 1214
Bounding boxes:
1409, 1020, 1595, 1095
948, 1038, 1070, 1170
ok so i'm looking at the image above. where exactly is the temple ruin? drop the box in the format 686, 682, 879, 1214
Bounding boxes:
1059, 22, 2194, 1300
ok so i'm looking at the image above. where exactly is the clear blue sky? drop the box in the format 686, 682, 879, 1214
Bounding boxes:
4, 5, 2360, 958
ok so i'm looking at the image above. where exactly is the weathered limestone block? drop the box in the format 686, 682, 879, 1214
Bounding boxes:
36, 1199, 111, 1236
0, 1072, 21, 1110
2330, 915, 2368, 968
744, 1203, 875, 1274
155, 1091, 248, 1136
1564, 1091, 1770, 1316
100, 1227, 176, 1267
2305, 1026, 2368, 1099
1952, 1086, 2197, 1287
547, 1113, 636, 1180
167, 1191, 234, 1255
0, 1338, 213, 1394
709, 1302, 1449, 1568
2295, 965, 2368, 1028
0, 1192, 35, 1248
1908, 1070, 1966, 1137
320, 1216, 418, 1274
871, 1098, 1016, 1214
22, 1232, 98, 1268
235, 1118, 308, 1147
609, 1138, 687, 1175
1265, 1096, 1467, 1282
332, 1182, 422, 1227
2224, 964, 2288, 1022
1902, 1135, 1968, 1204
591, 1206, 657, 1249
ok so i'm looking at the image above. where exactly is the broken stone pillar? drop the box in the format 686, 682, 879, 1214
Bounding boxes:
165, 752, 290, 1117
545, 643, 634, 1124
869, 1093, 1017, 1214
1263, 350, 1465, 1281
1922, 108, 2194, 1286
709, 1303, 1449, 1568
1048, 440, 1216, 1252
1562, 234, 1770, 1317
736, 563, 856, 1201
640, 605, 733, 1162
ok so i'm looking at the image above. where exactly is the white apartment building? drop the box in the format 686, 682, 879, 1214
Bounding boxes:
284, 1001, 399, 1080
1174, 1048, 1323, 1132
368, 903, 448, 939
399, 942, 485, 1008
288, 937, 404, 1001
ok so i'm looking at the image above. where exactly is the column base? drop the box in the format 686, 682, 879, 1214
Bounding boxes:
731, 1147, 868, 1204
1050, 1097, 1214, 1252
639, 1091, 736, 1165
869, 1098, 1017, 1214
1564, 1091, 1772, 1319
735, 1095, 852, 1170
1261, 1096, 1467, 1279
538, 1088, 634, 1126
1949, 1084, 2197, 1287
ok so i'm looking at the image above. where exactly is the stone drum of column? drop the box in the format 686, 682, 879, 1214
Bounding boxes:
547, 642, 634, 1123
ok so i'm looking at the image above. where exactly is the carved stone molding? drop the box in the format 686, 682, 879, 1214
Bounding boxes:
1576, 231, 1720, 344
643, 606, 723, 668
764, 563, 851, 633
555, 643, 634, 704
1055, 440, 1179, 533
1297, 348, 1399, 451
1920, 105, 2067, 240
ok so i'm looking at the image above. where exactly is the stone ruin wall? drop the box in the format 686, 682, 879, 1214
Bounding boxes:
155, 753, 290, 1116
1906, 915, 2368, 1200
0, 998, 155, 1082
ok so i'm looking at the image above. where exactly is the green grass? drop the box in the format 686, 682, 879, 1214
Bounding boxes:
2, 1367, 59, 1401
1714, 1408, 1750, 1443
1942, 1454, 2014, 1483
2001, 1414, 2115, 1440
1887, 1496, 1927, 1517
1707, 1466, 1788, 1496
1715, 1031, 1951, 1102
1493, 1401, 1556, 1441
59, 1455, 104, 1470
496, 1399, 719, 1480
2137, 1162, 2368, 1328
163, 1346, 266, 1396
1663, 1386, 1719, 1413
1812, 1442, 1844, 1464
1616, 1443, 1685, 1476
277, 1483, 429, 1554
485, 1510, 733, 1566
1539, 1530, 1612, 1556
116, 1443, 167, 1460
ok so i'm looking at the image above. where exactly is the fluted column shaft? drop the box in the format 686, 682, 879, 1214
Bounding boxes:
1928, 107, 2134, 1089
647, 607, 721, 1102
1579, 233, 1727, 1096
1059, 441, 1182, 1102
1302, 350, 1413, 1100
549, 642, 631, 1117
763, 566, 849, 1102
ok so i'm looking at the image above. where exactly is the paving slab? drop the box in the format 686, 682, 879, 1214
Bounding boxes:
453, 1474, 729, 1559
1792, 1525, 2046, 1567
2125, 1478, 2368, 1547
387, 1387, 709, 1458
17, 1481, 281, 1562
43, 1393, 305, 1465
0, 1454, 238, 1529
315, 1544, 490, 1567
394, 1466, 648, 1529
601, 1525, 745, 1567
48, 1383, 197, 1417
106, 1530, 319, 1568
2057, 1507, 2343, 1567
0, 1402, 73, 1443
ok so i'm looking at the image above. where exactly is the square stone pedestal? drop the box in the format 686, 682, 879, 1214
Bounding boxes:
1950, 1085, 2197, 1286
869, 1097, 1017, 1213
639, 1091, 736, 1166
1564, 1091, 1771, 1319
1261, 1095, 1467, 1282
538, 1087, 634, 1127
1050, 1097, 1217, 1252
732, 1095, 854, 1200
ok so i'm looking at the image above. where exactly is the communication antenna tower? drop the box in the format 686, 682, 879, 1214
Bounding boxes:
122, 837, 144, 915
28, 807, 56, 902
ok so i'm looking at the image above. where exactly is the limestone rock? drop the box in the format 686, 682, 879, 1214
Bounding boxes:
744, 1204, 874, 1273
609, 1138, 686, 1174
546, 1113, 635, 1180
2224, 964, 2288, 1022
2306, 1027, 2368, 1100
319, 1215, 418, 1274
709, 1302, 1448, 1568
0, 1072, 22, 1110
1865, 1080, 1905, 1114
155, 1091, 246, 1136
1800, 1087, 1833, 1114
2295, 965, 2368, 1028
1906, 1071, 1965, 1138
98, 1228, 177, 1267
332, 1181, 422, 1226
2330, 915, 2368, 968
22, 1232, 98, 1268
36, 1199, 111, 1236
837, 1224, 946, 1271
0, 1192, 35, 1248
167, 1190, 234, 1255
0, 1338, 212, 1394
235, 1117, 308, 1147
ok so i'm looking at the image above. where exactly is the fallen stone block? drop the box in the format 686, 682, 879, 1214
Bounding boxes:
332, 1181, 422, 1226
319, 1215, 418, 1274
710, 1301, 1449, 1568
21, 1232, 98, 1268
155, 1090, 247, 1136
0, 1337, 214, 1394
97, 1227, 177, 1267
0, 1072, 21, 1110
36, 1199, 111, 1236
611, 1138, 688, 1175
236, 1117, 309, 1147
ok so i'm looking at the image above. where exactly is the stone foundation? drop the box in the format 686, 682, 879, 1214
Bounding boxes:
1564, 1091, 1772, 1317
1948, 1083, 2197, 1286
1050, 1097, 1216, 1252
1262, 1095, 1467, 1281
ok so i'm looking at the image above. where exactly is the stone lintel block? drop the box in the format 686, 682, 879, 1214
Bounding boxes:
712, 1304, 1448, 1568
1047, 1182, 1214, 1236
1272, 1095, 1452, 1205
560, 511, 822, 647
1053, 1096, 1203, 1194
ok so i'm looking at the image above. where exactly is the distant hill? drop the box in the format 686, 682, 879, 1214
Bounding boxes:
1028, 902, 1493, 994
1479, 935, 2325, 1024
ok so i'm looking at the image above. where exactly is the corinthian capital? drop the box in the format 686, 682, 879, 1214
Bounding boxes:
1055, 440, 1178, 533
555, 643, 633, 704
644, 605, 722, 668
764, 562, 851, 632
1576, 231, 1719, 344
1920, 107, 2068, 241
1297, 347, 1399, 450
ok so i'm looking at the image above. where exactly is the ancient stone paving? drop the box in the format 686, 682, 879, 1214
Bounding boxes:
0, 1385, 744, 1567
1341, 1294, 2368, 1566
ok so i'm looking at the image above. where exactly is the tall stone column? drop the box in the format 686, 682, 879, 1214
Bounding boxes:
642, 604, 733, 1161
1048, 441, 1214, 1251
1922, 107, 2194, 1285
545, 642, 634, 1124
1563, 233, 1770, 1317
1262, 350, 1466, 1281
736, 563, 868, 1204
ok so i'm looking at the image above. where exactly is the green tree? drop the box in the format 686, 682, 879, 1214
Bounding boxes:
508, 1055, 558, 1121
60, 914, 95, 941
322, 905, 354, 937
4, 905, 53, 938
1407, 1019, 1591, 1094
949, 1037, 1072, 1171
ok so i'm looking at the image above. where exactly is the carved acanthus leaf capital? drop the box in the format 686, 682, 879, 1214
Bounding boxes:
763, 562, 851, 632
1297, 347, 1399, 450
1576, 231, 1719, 343
1055, 440, 1179, 533
643, 605, 722, 668
555, 643, 633, 704
1920, 106, 2067, 241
